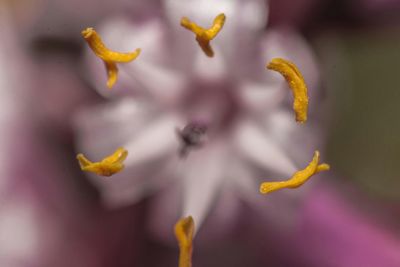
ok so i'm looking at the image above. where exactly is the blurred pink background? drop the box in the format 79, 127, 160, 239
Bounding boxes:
1, 0, 400, 266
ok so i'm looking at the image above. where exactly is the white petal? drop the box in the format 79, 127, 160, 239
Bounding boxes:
233, 120, 297, 176
181, 142, 228, 233
164, 0, 267, 36
226, 157, 258, 198
262, 109, 323, 164
239, 80, 286, 114
85, 16, 186, 102
124, 114, 182, 166
97, 113, 179, 207
125, 60, 186, 105
92, 114, 181, 207
81, 110, 179, 207
163, 0, 268, 65
164, 0, 235, 54
74, 98, 157, 157
191, 47, 227, 81
94, 157, 180, 208
149, 176, 241, 244
75, 102, 183, 207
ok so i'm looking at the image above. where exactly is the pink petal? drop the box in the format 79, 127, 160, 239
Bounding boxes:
181, 141, 229, 233
164, 0, 267, 31
77, 112, 182, 208
123, 114, 181, 166
233, 119, 297, 176
191, 47, 228, 81
148, 148, 246, 243
163, 0, 268, 67
74, 99, 158, 157
94, 157, 180, 208
85, 17, 186, 103
261, 109, 324, 165
239, 79, 286, 114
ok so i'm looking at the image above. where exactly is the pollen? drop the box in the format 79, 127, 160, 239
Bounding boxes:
175, 216, 195, 267
267, 58, 309, 123
260, 151, 330, 195
76, 147, 128, 177
81, 27, 141, 89
180, 13, 226, 57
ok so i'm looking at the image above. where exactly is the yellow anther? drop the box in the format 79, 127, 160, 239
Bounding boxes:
81, 27, 141, 89
180, 13, 226, 57
267, 58, 309, 123
76, 147, 128, 177
260, 151, 330, 195
175, 216, 195, 267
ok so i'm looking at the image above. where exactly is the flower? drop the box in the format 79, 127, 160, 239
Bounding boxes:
75, 0, 326, 260
0, 2, 37, 200
0, 3, 59, 266
0, 2, 145, 267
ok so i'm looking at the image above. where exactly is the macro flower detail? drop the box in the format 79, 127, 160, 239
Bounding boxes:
76, 147, 128, 176
81, 27, 141, 89
260, 150, 330, 194
75, 1, 328, 265
180, 13, 226, 57
267, 57, 309, 123
175, 216, 195, 267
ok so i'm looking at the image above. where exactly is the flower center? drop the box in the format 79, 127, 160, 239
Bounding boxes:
180, 79, 242, 136
177, 121, 208, 158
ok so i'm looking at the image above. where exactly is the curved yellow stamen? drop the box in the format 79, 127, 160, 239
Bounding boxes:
175, 216, 195, 267
267, 58, 309, 123
76, 147, 128, 177
104, 61, 118, 89
180, 13, 226, 57
81, 27, 141, 89
260, 151, 330, 195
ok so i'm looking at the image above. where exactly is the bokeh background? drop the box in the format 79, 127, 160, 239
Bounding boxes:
1, 0, 400, 266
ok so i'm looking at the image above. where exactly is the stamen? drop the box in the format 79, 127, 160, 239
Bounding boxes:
175, 216, 195, 267
76, 147, 128, 177
180, 13, 226, 57
260, 151, 330, 195
81, 27, 141, 89
267, 58, 309, 123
